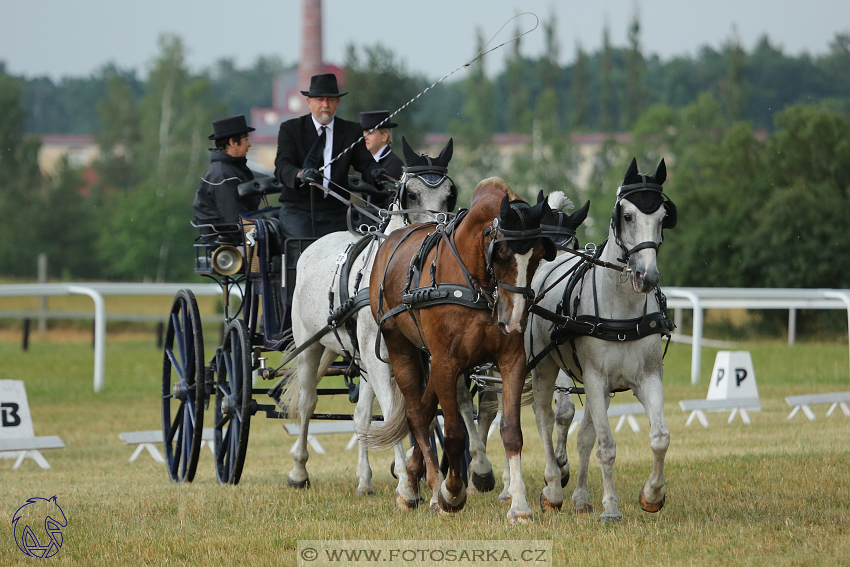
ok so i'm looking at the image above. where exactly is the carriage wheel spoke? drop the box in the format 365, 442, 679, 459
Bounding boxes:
166, 401, 185, 444
166, 348, 185, 382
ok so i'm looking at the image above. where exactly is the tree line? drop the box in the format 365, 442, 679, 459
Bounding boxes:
0, 20, 849, 303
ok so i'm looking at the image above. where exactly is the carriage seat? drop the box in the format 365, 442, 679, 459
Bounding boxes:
241, 207, 283, 258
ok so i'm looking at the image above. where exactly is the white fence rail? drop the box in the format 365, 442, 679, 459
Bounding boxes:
1, 284, 849, 391
0, 283, 239, 392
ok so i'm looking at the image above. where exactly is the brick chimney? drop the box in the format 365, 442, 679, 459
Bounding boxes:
298, 0, 323, 91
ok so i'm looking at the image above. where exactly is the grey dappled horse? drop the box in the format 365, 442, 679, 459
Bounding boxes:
526, 158, 676, 520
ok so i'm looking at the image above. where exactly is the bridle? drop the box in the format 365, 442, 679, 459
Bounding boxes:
611, 176, 669, 265
397, 161, 458, 225
481, 203, 542, 302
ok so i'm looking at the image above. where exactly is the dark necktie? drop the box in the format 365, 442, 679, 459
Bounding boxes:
317, 126, 327, 170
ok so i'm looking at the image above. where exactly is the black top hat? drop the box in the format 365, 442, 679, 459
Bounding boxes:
300, 73, 348, 97
359, 110, 398, 131
208, 114, 255, 141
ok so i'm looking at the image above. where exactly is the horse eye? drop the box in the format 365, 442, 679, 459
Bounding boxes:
623, 213, 633, 222
408, 194, 418, 201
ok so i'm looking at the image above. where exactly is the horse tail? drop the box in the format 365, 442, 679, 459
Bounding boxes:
363, 376, 409, 449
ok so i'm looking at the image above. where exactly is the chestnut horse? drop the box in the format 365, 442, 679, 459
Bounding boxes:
367, 178, 555, 523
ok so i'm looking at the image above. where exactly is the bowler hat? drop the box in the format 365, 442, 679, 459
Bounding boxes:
300, 73, 348, 97
208, 114, 255, 141
359, 110, 398, 131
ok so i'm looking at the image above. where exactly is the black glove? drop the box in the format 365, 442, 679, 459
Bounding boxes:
371, 167, 387, 181
300, 168, 321, 186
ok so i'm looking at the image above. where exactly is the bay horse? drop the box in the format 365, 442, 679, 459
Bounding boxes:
283, 138, 456, 496
526, 158, 676, 520
367, 178, 555, 523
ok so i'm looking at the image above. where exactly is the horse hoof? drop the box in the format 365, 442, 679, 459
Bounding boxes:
539, 492, 562, 513
560, 470, 570, 488
574, 503, 594, 514
507, 510, 534, 525
394, 493, 420, 511
600, 512, 623, 522
639, 486, 666, 513
499, 493, 512, 503
355, 486, 376, 497
471, 470, 496, 493
437, 488, 467, 513
287, 476, 311, 489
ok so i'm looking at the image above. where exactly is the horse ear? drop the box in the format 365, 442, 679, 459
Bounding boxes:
567, 200, 590, 230
536, 190, 545, 204
654, 158, 667, 185
623, 158, 638, 184
499, 194, 511, 219
401, 136, 418, 166
435, 138, 453, 167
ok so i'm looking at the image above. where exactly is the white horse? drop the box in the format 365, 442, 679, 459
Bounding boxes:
283, 138, 456, 495
526, 158, 677, 520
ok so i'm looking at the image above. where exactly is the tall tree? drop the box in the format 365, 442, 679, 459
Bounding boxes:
599, 24, 615, 132
96, 33, 225, 281
624, 11, 646, 128
719, 26, 748, 122
342, 43, 427, 147
505, 23, 533, 133
572, 43, 589, 130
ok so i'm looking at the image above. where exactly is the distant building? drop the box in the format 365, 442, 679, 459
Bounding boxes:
250, 0, 343, 142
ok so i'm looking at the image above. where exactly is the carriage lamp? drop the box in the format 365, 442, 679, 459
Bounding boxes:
211, 245, 243, 275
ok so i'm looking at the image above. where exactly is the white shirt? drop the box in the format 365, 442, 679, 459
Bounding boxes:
310, 116, 333, 189
373, 144, 391, 163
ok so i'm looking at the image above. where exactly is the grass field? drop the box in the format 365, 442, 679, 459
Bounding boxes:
1, 330, 849, 566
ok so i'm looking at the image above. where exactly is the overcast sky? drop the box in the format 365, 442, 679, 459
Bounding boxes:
1, 0, 848, 82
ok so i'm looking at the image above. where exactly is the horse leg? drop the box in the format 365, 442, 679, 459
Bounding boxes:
353, 376, 376, 496
496, 408, 512, 502
571, 408, 596, 514
584, 379, 621, 521
553, 370, 576, 487
457, 376, 495, 494
531, 358, 564, 512
498, 354, 533, 524
633, 375, 669, 512
287, 344, 324, 488
430, 363, 468, 514
388, 345, 440, 511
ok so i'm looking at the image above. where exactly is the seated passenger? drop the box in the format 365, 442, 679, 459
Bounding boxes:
193, 114, 261, 241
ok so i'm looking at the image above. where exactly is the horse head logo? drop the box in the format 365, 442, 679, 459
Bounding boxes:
12, 496, 67, 559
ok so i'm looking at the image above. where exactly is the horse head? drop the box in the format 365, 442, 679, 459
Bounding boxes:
538, 190, 590, 251
396, 137, 457, 224
484, 186, 556, 334
611, 158, 677, 293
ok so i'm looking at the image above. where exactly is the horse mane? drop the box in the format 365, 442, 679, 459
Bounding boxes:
471, 177, 521, 207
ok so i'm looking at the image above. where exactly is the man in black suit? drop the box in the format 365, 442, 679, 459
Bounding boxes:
274, 73, 380, 240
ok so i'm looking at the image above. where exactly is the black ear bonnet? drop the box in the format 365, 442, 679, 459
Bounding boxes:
491, 196, 556, 261
399, 137, 458, 211
538, 190, 590, 250
611, 158, 677, 234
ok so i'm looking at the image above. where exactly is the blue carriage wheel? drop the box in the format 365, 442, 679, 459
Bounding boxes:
213, 319, 253, 485
162, 289, 206, 483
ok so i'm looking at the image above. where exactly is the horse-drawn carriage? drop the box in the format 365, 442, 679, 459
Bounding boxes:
160, 171, 394, 485
161, 148, 679, 523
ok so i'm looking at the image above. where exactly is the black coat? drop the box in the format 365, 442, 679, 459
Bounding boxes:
376, 147, 404, 183
274, 114, 379, 211
193, 151, 258, 228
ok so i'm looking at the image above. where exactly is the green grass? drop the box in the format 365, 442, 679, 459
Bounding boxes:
1, 336, 849, 566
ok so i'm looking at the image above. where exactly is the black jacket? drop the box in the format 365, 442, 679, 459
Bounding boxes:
193, 151, 258, 228
274, 114, 379, 210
